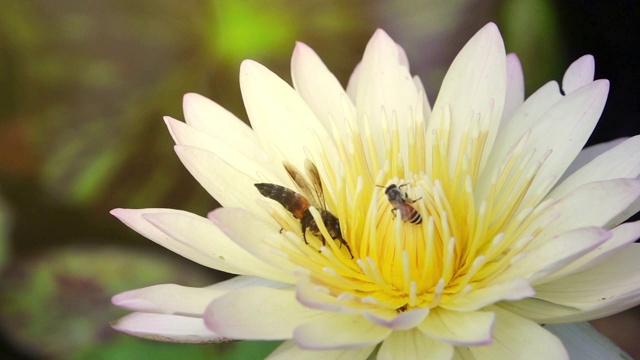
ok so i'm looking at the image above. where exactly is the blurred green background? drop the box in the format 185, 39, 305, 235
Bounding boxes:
0, 0, 638, 358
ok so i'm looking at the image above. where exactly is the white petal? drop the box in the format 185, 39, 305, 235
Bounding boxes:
296, 280, 364, 313
429, 23, 506, 172
491, 227, 610, 285
562, 55, 595, 94
175, 93, 274, 171
111, 312, 224, 343
491, 80, 609, 202
291, 41, 355, 136
353, 29, 422, 160
542, 221, 640, 282
165, 117, 284, 185
551, 136, 640, 199
412, 75, 432, 120
531, 179, 640, 244
534, 244, 640, 313
142, 211, 293, 281
204, 286, 324, 340
469, 306, 568, 359
206, 275, 290, 291
182, 92, 257, 147
364, 308, 430, 330
480, 81, 562, 197
502, 53, 524, 122
267, 340, 375, 360
443, 278, 534, 311
112, 284, 223, 315
111, 208, 230, 270
293, 314, 392, 350
558, 137, 628, 183
173, 145, 274, 217
417, 308, 495, 346
544, 322, 632, 359
208, 207, 298, 274
378, 330, 454, 360
345, 62, 361, 101
240, 60, 339, 175
502, 245, 640, 323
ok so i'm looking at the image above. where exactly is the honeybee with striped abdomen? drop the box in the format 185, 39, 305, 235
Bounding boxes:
254, 160, 353, 258
379, 183, 422, 224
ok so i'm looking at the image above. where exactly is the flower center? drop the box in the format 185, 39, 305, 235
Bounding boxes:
278, 106, 550, 312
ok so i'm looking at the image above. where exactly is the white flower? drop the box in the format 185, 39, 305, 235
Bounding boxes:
111, 23, 640, 359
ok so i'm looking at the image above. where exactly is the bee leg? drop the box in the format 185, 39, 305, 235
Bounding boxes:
338, 238, 354, 259
279, 227, 284, 234
301, 224, 309, 244
391, 208, 398, 218
409, 197, 422, 203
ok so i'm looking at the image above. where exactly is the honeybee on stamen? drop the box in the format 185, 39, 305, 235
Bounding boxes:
254, 160, 353, 258
377, 183, 423, 224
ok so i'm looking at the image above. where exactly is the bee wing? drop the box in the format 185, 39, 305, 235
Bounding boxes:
304, 159, 326, 209
283, 162, 317, 203
283, 160, 326, 209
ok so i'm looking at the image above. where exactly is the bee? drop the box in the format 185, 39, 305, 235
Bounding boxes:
254, 160, 353, 258
378, 184, 422, 224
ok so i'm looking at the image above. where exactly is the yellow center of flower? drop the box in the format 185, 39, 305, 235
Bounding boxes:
279, 106, 551, 312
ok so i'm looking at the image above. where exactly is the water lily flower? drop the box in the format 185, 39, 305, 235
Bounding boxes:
111, 23, 640, 359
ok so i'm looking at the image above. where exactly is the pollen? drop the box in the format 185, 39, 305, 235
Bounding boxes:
278, 103, 548, 313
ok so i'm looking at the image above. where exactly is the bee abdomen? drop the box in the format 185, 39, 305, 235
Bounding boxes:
254, 183, 310, 219
408, 209, 422, 224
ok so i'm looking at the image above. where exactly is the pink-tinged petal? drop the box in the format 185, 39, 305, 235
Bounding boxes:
240, 60, 339, 175
208, 207, 298, 274
164, 117, 285, 184
353, 29, 422, 159
491, 80, 609, 203
562, 55, 595, 94
206, 274, 290, 291
443, 278, 534, 311
545, 322, 632, 359
267, 340, 375, 360
181, 92, 274, 173
182, 93, 257, 147
498, 298, 582, 324
469, 306, 568, 359
429, 23, 506, 171
551, 136, 640, 199
542, 221, 640, 282
502, 53, 524, 122
293, 314, 392, 350
417, 308, 495, 346
345, 62, 361, 101
480, 79, 608, 202
173, 145, 275, 216
296, 280, 365, 314
142, 211, 294, 283
111, 312, 225, 343
480, 81, 562, 197
364, 307, 430, 330
291, 41, 355, 136
412, 75, 432, 120
560, 137, 628, 182
491, 227, 610, 285
205, 287, 324, 340
502, 246, 640, 322
378, 330, 454, 360
112, 284, 223, 315
521, 80, 609, 195
111, 208, 231, 271
533, 244, 640, 314
530, 179, 640, 244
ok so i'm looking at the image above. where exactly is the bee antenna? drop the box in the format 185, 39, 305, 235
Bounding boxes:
375, 184, 386, 188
